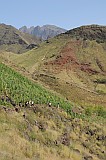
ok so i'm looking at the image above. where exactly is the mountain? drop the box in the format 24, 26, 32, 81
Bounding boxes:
64, 24, 106, 43
0, 25, 106, 160
0, 23, 41, 53
4, 24, 106, 108
19, 25, 67, 40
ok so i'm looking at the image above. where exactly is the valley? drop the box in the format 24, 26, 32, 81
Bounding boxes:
0, 24, 106, 160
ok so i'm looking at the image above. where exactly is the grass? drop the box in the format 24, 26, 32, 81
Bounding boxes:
2, 38, 105, 108
0, 63, 106, 160
0, 62, 72, 111
85, 105, 106, 118
0, 35, 106, 108
0, 62, 106, 120
0, 105, 105, 160
0, 25, 106, 160
0, 35, 71, 71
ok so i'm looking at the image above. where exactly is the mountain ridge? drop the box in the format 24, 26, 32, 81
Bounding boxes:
19, 24, 67, 40
62, 24, 106, 43
0, 23, 41, 53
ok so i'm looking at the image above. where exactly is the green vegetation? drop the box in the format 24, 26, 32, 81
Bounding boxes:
2, 34, 106, 107
1, 62, 106, 120
0, 24, 106, 160
0, 63, 106, 160
0, 63, 71, 110
94, 79, 106, 84
85, 105, 106, 118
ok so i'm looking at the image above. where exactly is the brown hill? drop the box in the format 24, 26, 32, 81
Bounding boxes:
0, 23, 41, 53
63, 24, 106, 43
1, 25, 106, 107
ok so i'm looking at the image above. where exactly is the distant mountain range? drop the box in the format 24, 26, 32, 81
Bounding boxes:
19, 25, 67, 40
0, 23, 66, 54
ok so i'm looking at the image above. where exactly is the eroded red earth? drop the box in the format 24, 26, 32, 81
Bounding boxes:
45, 40, 100, 74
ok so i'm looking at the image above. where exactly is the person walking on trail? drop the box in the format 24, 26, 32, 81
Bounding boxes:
48, 102, 52, 107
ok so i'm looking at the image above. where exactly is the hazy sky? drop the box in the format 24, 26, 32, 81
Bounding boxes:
0, 0, 106, 30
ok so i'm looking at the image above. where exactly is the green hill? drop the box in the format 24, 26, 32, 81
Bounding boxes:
0, 63, 71, 110
0, 63, 106, 160
3, 25, 106, 107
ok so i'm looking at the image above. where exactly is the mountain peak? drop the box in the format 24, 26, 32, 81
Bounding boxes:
19, 24, 67, 40
64, 24, 106, 42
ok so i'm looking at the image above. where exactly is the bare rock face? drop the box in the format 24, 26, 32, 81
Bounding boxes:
19, 25, 67, 40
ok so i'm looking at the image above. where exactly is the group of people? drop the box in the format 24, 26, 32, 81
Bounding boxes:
19, 100, 60, 109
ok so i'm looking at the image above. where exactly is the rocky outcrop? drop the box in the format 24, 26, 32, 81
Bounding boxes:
19, 25, 67, 40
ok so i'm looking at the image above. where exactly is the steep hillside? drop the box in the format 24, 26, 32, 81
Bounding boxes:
19, 25, 67, 40
0, 63, 71, 111
0, 23, 41, 53
4, 25, 106, 107
63, 24, 106, 43
0, 63, 106, 160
